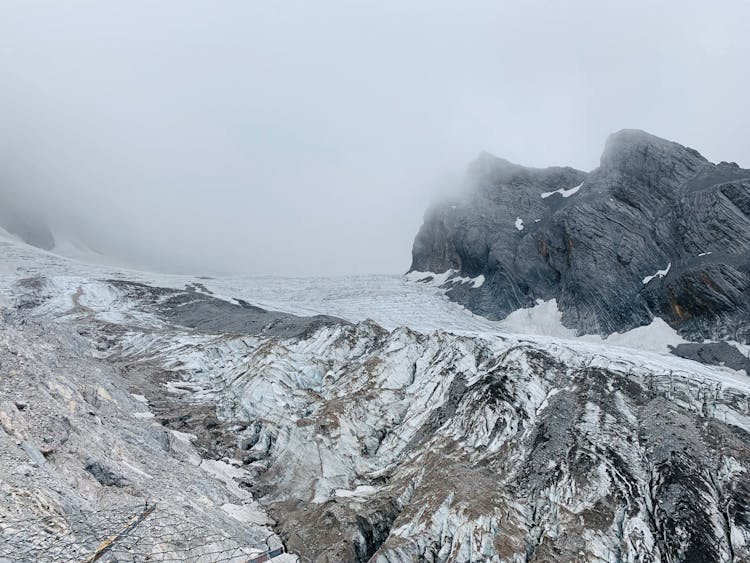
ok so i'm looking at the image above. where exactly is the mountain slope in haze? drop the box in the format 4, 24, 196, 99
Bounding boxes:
410, 129, 750, 343
0, 199, 55, 250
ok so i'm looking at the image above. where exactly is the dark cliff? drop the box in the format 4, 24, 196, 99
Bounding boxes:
410, 130, 750, 342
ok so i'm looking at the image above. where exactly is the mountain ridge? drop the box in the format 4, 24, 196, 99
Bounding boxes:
410, 129, 750, 343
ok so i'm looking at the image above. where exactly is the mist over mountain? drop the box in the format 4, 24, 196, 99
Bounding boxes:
410, 130, 750, 343
2, 1, 750, 275
0, 199, 54, 250
3, 3, 750, 562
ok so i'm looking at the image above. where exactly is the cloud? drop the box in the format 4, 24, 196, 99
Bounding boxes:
1, 0, 748, 274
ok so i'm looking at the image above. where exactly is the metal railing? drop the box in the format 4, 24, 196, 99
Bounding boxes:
0, 502, 288, 562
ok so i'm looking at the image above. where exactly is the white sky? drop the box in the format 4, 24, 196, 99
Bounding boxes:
1, 1, 748, 275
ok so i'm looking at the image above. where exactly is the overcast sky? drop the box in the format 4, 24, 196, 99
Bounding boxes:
1, 1, 748, 275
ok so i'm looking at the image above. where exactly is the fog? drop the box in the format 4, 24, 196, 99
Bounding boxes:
1, 1, 748, 275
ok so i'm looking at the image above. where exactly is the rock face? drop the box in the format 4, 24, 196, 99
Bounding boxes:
410, 130, 750, 342
109, 279, 348, 338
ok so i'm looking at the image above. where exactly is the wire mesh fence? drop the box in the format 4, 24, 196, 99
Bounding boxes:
0, 502, 286, 562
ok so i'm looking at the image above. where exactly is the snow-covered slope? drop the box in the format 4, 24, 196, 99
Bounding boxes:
0, 233, 691, 350
2, 235, 750, 562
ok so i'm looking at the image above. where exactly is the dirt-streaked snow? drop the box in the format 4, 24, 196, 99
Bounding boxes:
3, 232, 750, 562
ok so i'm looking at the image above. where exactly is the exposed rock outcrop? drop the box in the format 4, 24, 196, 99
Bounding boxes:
410, 130, 750, 342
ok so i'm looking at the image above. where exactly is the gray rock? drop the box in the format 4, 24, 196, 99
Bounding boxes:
670, 341, 750, 375
20, 441, 47, 468
109, 279, 348, 338
84, 460, 129, 487
410, 129, 750, 341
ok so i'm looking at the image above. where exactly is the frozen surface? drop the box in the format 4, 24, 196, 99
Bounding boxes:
541, 181, 584, 199
3, 235, 750, 562
0, 237, 710, 359
642, 262, 672, 284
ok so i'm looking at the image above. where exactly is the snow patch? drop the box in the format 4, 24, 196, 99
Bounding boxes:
600, 317, 686, 354
333, 485, 379, 498
450, 274, 485, 289
500, 300, 685, 354
406, 270, 484, 289
470, 274, 485, 288
121, 460, 153, 479
729, 341, 750, 360
405, 269, 459, 286
515, 217, 524, 231
541, 182, 584, 199
169, 430, 202, 466
200, 459, 252, 500
221, 503, 270, 525
642, 262, 671, 285
499, 299, 577, 338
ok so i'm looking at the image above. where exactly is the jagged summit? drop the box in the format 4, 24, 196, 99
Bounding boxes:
601, 128, 706, 163
410, 130, 750, 341
597, 129, 710, 195
462, 155, 587, 212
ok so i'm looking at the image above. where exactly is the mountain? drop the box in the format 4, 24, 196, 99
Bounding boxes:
2, 231, 750, 562
0, 200, 55, 250
410, 130, 750, 343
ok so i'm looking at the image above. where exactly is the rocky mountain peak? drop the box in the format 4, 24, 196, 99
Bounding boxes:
602, 128, 704, 161
467, 152, 535, 188
410, 130, 750, 342
464, 154, 587, 200
598, 129, 709, 187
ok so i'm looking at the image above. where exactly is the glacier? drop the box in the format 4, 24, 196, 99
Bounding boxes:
1, 230, 750, 562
